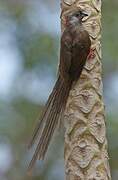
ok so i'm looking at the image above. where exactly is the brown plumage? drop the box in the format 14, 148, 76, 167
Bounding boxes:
28, 8, 91, 172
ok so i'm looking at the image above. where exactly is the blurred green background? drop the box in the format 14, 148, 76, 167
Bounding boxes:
0, 0, 117, 179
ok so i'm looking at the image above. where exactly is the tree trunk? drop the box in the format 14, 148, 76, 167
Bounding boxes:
61, 0, 111, 179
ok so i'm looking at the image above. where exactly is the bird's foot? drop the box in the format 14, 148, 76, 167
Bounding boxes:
87, 48, 96, 60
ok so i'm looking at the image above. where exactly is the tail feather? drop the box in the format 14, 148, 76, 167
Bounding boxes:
28, 77, 61, 149
28, 76, 72, 172
39, 82, 66, 159
40, 84, 68, 159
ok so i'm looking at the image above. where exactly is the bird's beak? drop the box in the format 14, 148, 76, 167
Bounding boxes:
82, 12, 88, 18
81, 11, 88, 22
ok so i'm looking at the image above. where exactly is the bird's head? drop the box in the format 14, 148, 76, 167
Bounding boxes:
64, 9, 88, 26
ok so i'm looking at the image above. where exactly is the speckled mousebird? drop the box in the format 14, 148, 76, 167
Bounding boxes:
28, 8, 91, 171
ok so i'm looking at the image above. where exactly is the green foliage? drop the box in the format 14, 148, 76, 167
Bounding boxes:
103, 1, 118, 72
23, 34, 58, 69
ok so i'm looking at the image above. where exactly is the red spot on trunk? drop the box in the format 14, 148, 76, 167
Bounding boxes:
87, 48, 96, 60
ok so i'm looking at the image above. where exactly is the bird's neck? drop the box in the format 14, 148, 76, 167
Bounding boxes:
68, 21, 83, 32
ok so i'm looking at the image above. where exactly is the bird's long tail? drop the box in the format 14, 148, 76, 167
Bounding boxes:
28, 76, 72, 172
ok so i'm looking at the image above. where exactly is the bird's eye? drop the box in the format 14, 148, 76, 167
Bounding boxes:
75, 13, 79, 17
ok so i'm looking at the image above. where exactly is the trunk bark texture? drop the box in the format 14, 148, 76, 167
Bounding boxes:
61, 0, 111, 179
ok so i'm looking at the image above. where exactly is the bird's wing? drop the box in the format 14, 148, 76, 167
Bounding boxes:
69, 31, 91, 81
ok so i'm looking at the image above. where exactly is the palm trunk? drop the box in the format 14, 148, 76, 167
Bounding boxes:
61, 0, 111, 179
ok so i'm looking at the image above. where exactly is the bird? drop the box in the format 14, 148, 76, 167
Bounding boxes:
28, 8, 91, 172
